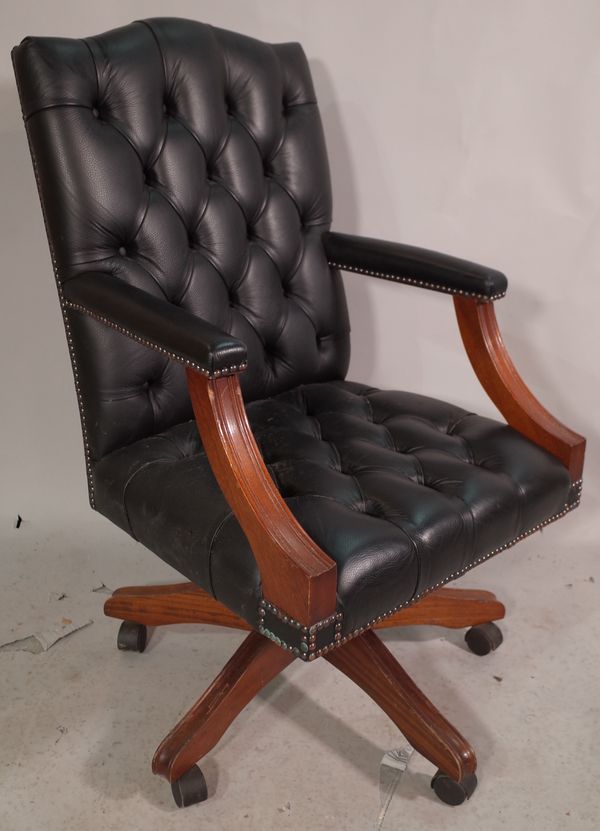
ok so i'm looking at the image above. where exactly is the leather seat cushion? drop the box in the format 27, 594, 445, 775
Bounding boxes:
93, 379, 574, 635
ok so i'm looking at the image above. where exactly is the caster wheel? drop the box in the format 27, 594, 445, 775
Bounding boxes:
465, 622, 503, 656
171, 765, 208, 808
431, 769, 477, 805
117, 621, 147, 653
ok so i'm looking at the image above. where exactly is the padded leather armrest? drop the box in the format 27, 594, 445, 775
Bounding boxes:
62, 273, 248, 378
323, 231, 508, 301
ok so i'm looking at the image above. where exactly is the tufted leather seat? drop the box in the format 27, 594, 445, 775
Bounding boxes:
94, 379, 574, 636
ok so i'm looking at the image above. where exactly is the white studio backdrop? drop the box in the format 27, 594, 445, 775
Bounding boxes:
1, 0, 598, 528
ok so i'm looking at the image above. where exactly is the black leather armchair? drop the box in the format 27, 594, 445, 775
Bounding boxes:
13, 18, 585, 810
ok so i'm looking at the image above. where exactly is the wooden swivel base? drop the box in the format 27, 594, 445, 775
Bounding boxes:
104, 583, 505, 808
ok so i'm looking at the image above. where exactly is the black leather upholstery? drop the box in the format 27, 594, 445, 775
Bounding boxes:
93, 380, 574, 635
63, 272, 248, 377
323, 232, 508, 300
13, 19, 578, 643
13, 19, 350, 461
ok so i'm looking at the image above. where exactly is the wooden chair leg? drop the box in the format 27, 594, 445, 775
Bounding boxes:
104, 583, 504, 631
103, 582, 251, 629
106, 582, 500, 802
373, 587, 505, 630
153, 630, 295, 783
325, 629, 476, 785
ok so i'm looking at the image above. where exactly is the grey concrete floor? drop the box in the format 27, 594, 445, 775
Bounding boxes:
1, 500, 599, 831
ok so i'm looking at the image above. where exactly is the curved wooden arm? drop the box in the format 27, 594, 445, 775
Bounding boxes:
186, 369, 337, 626
454, 297, 585, 481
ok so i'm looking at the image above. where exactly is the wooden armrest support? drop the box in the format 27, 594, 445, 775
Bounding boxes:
186, 369, 338, 626
454, 297, 585, 481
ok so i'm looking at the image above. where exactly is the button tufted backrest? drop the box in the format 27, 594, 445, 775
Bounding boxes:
13, 18, 350, 463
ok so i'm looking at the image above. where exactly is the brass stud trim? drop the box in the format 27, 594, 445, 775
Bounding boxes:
64, 301, 248, 379
327, 261, 506, 302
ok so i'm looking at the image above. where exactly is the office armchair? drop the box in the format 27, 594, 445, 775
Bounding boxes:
12, 18, 585, 809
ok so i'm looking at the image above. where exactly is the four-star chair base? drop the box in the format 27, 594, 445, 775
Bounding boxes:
104, 582, 506, 808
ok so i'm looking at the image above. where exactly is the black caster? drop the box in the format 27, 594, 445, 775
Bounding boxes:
431, 769, 477, 805
465, 622, 503, 656
117, 621, 147, 653
171, 765, 208, 808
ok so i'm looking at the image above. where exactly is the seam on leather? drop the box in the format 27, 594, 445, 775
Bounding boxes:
211, 119, 233, 168
282, 273, 324, 345
266, 164, 305, 226
446, 411, 477, 434
130, 188, 153, 248
380, 411, 467, 441
281, 232, 307, 289
159, 429, 199, 459
164, 104, 211, 170
99, 388, 148, 403
250, 230, 287, 291
230, 248, 252, 297
350, 383, 380, 397
328, 261, 506, 301
128, 250, 172, 303
139, 20, 168, 93
154, 186, 200, 254
377, 419, 402, 453
64, 253, 116, 270
283, 100, 318, 110
326, 440, 343, 473
271, 285, 292, 345
84, 40, 150, 171
22, 102, 96, 121
13, 60, 97, 506
427, 473, 480, 575
120, 457, 174, 540
101, 110, 149, 174
411, 454, 427, 487
347, 471, 368, 514
512, 478, 527, 538
361, 394, 375, 423
296, 384, 309, 415
205, 161, 251, 226
63, 300, 248, 378
311, 415, 323, 440
172, 258, 196, 309
81, 38, 100, 108
147, 119, 170, 171
264, 110, 287, 169
219, 80, 273, 183
457, 434, 475, 465
251, 185, 271, 228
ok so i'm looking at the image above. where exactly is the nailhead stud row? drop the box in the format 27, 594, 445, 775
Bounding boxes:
64, 302, 248, 378
328, 261, 506, 302
16, 90, 98, 506
258, 598, 343, 660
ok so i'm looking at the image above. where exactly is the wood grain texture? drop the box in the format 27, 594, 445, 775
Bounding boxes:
326, 629, 476, 783
455, 297, 585, 480
186, 369, 337, 626
152, 631, 294, 782
373, 588, 505, 630
104, 582, 252, 629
